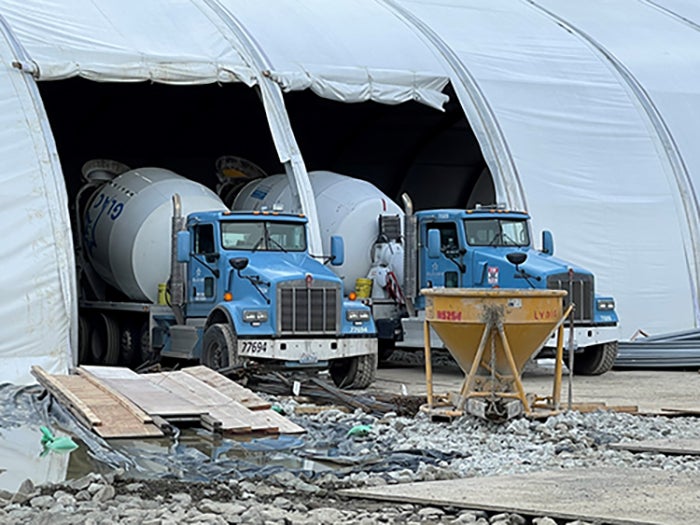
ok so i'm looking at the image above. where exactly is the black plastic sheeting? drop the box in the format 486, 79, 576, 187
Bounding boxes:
0, 384, 465, 486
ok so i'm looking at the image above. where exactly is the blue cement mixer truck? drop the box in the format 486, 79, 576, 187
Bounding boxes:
234, 171, 620, 376
75, 161, 377, 389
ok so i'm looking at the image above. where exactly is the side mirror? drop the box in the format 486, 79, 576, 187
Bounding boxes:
541, 230, 554, 255
330, 235, 344, 266
176, 231, 191, 263
427, 229, 441, 258
230, 257, 249, 271
506, 252, 527, 267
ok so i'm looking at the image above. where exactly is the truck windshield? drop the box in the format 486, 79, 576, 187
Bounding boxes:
221, 221, 306, 252
464, 218, 530, 247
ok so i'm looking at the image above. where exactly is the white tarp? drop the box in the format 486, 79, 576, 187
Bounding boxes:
1, 0, 700, 386
0, 0, 450, 383
394, 0, 699, 337
0, 24, 75, 384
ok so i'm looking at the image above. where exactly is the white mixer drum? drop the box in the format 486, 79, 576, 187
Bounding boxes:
83, 168, 227, 302
233, 171, 404, 290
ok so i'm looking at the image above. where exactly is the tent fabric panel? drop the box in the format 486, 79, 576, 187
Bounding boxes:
0, 0, 255, 84
217, 0, 450, 109
398, 0, 695, 337
0, 50, 74, 384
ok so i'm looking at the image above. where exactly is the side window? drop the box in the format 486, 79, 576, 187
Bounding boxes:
436, 223, 459, 255
194, 224, 215, 254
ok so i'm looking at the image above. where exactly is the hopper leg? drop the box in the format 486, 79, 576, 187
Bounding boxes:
424, 320, 434, 407
496, 323, 530, 415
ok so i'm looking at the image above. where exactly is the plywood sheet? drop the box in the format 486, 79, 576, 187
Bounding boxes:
146, 371, 258, 433
340, 467, 700, 525
80, 366, 201, 418
610, 439, 700, 456
182, 366, 271, 410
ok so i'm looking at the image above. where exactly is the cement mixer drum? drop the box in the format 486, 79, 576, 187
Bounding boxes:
82, 167, 227, 302
233, 171, 404, 290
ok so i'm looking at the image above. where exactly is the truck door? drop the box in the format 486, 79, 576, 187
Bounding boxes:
189, 223, 219, 310
422, 222, 465, 288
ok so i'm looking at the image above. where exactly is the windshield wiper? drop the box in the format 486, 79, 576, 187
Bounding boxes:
267, 236, 288, 253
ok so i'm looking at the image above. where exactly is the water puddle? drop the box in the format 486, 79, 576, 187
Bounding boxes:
0, 385, 336, 490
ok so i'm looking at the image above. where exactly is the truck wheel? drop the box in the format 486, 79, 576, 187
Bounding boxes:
572, 341, 618, 376
329, 353, 377, 390
78, 315, 90, 364
119, 325, 137, 367
137, 322, 157, 365
90, 313, 120, 365
202, 323, 237, 371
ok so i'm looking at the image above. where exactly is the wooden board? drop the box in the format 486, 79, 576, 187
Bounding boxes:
80, 366, 201, 418
32, 366, 162, 439
341, 467, 700, 525
610, 438, 700, 456
182, 366, 271, 410
146, 371, 261, 433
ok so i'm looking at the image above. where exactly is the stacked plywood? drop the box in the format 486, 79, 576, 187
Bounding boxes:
33, 365, 305, 438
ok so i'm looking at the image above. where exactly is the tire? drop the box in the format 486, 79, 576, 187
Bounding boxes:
329, 353, 377, 390
78, 315, 90, 365
202, 323, 237, 371
119, 324, 139, 367
137, 321, 157, 365
572, 341, 618, 376
90, 313, 120, 365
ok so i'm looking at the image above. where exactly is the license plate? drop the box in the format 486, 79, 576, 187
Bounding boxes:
240, 340, 269, 355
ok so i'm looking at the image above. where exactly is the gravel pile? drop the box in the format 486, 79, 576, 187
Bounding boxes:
3, 397, 700, 524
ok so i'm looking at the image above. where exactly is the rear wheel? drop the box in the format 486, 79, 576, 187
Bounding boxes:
572, 341, 618, 376
137, 321, 157, 365
78, 315, 90, 365
329, 353, 377, 389
90, 313, 120, 365
202, 323, 237, 371
119, 324, 137, 367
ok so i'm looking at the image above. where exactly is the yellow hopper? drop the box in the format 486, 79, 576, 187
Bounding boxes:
422, 288, 572, 421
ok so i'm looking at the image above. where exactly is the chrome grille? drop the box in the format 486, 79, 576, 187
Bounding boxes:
546, 272, 594, 322
278, 280, 340, 334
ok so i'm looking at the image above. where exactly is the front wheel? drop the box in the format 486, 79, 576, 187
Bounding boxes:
572, 341, 618, 376
202, 323, 237, 371
329, 353, 377, 389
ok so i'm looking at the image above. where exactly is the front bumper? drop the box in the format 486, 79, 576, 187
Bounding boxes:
235, 337, 377, 364
540, 324, 620, 353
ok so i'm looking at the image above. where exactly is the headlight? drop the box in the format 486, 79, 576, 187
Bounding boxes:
346, 310, 371, 322
243, 310, 268, 323
596, 299, 615, 311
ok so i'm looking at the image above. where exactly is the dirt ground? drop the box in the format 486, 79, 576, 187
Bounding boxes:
373, 354, 700, 415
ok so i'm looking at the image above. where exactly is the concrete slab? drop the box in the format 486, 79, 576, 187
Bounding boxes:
610, 438, 700, 455
340, 467, 700, 525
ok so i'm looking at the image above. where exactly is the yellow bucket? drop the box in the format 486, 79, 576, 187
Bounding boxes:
355, 278, 372, 298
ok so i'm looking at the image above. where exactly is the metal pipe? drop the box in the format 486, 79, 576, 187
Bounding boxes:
567, 268, 575, 410
170, 194, 186, 325
401, 193, 417, 317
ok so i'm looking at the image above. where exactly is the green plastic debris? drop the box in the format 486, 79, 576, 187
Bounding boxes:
271, 405, 286, 415
346, 424, 372, 438
40, 426, 78, 453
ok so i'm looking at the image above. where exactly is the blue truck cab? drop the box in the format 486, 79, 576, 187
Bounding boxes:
161, 209, 377, 388
412, 206, 619, 375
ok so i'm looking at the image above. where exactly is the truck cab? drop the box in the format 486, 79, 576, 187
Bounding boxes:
162, 210, 377, 388
410, 206, 619, 375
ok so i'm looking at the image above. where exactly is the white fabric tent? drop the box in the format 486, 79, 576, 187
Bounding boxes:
0, 0, 699, 383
